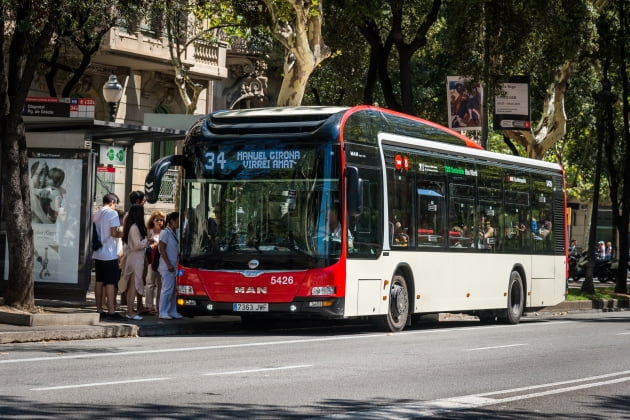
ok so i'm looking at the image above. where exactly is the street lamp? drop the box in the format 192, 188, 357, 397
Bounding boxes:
102, 73, 123, 122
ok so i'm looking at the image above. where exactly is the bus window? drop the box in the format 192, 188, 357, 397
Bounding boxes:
416, 180, 445, 248
448, 184, 475, 249
477, 165, 503, 252
349, 167, 383, 258
386, 164, 413, 249
504, 190, 530, 252
446, 158, 477, 250
531, 174, 554, 253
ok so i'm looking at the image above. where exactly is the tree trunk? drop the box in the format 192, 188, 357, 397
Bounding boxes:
398, 48, 414, 115
1, 115, 35, 310
266, 0, 330, 107
1, 0, 61, 310
276, 52, 314, 106
616, 0, 629, 294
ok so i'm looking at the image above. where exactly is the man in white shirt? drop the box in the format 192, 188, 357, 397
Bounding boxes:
93, 193, 123, 320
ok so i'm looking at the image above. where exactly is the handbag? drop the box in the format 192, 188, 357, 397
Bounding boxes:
150, 246, 160, 271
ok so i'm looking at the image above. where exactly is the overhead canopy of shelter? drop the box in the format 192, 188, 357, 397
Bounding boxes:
24, 117, 187, 146
23, 116, 188, 212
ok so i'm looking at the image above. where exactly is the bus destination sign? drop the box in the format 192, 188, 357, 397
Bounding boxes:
203, 150, 301, 171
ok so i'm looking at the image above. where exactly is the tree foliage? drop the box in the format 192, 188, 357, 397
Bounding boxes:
40, 0, 121, 97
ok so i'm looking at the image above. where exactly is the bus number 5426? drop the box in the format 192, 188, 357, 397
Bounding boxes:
271, 276, 294, 285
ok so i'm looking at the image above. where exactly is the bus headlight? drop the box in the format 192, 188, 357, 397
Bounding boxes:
311, 286, 335, 296
178, 285, 194, 295
177, 298, 197, 306
309, 300, 334, 307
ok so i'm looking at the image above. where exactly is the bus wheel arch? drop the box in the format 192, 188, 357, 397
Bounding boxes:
375, 268, 411, 332
499, 267, 526, 324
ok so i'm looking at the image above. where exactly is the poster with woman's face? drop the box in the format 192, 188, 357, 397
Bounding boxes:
29, 157, 82, 284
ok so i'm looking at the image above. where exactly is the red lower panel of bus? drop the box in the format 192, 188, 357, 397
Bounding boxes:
177, 262, 346, 303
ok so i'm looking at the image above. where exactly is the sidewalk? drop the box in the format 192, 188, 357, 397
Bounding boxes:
1, 295, 627, 344
0, 290, 242, 344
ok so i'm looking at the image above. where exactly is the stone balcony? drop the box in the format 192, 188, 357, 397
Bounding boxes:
98, 27, 228, 80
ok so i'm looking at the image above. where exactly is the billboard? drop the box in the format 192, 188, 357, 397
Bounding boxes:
28, 149, 94, 285
446, 76, 483, 131
493, 76, 531, 130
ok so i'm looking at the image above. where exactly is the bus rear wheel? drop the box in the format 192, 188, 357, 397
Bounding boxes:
375, 274, 409, 332
498, 270, 524, 324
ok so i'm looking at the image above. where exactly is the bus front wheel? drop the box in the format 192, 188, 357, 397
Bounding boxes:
375, 274, 409, 332
498, 270, 524, 324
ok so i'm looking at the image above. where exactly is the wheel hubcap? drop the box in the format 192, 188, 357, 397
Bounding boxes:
391, 282, 408, 319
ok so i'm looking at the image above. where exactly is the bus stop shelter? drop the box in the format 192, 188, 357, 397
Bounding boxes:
0, 116, 186, 300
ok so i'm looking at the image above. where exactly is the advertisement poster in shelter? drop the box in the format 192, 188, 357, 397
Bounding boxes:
28, 150, 88, 284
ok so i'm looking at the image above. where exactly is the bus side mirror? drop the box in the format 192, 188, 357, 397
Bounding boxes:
346, 166, 363, 217
145, 155, 182, 204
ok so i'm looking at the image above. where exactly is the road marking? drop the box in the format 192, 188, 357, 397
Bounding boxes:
617, 332, 630, 335
30, 365, 312, 391
30, 377, 169, 391
202, 364, 312, 376
0, 321, 570, 365
317, 371, 630, 419
464, 343, 527, 351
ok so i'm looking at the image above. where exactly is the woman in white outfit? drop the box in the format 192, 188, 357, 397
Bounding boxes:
158, 212, 182, 319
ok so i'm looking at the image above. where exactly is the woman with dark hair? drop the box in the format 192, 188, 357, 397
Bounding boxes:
145, 210, 165, 314
158, 211, 182, 319
121, 204, 148, 320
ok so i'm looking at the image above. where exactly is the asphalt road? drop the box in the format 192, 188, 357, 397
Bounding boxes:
0, 311, 629, 419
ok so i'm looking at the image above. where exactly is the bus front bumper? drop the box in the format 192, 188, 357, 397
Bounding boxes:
176, 296, 345, 318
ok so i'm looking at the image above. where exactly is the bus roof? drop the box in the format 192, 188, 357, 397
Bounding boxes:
204, 106, 478, 149
199, 106, 560, 173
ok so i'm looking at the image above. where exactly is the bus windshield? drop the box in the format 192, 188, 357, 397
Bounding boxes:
180, 141, 342, 270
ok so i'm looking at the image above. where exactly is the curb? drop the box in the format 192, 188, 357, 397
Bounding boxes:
0, 324, 138, 345
543, 298, 629, 313
0, 311, 99, 327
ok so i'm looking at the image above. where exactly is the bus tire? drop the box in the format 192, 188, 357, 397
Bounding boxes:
498, 270, 524, 324
375, 274, 409, 332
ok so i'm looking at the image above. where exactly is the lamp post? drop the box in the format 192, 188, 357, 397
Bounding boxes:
102, 74, 123, 122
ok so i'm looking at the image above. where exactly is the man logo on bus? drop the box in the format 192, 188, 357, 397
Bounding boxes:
235, 287, 268, 294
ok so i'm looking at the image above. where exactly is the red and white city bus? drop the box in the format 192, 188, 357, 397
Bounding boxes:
145, 105, 567, 332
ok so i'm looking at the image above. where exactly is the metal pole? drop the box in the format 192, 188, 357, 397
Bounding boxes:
124, 146, 134, 213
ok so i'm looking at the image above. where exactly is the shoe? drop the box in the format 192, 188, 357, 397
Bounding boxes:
106, 312, 124, 320
126, 314, 143, 320
158, 315, 173, 320
170, 313, 183, 319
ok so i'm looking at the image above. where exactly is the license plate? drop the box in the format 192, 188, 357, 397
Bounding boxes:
233, 303, 269, 312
